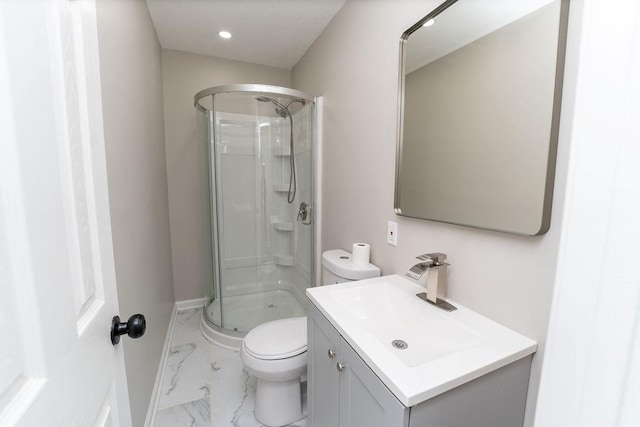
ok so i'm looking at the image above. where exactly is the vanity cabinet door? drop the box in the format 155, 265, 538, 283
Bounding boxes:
308, 303, 341, 427
338, 337, 409, 427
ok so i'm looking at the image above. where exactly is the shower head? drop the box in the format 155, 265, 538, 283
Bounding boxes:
274, 107, 288, 118
255, 95, 307, 117
256, 95, 289, 117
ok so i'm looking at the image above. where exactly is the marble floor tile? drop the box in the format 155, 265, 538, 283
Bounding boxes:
153, 306, 307, 426
209, 342, 239, 365
154, 398, 210, 427
210, 353, 257, 426
158, 340, 211, 409
209, 344, 307, 427
172, 308, 207, 347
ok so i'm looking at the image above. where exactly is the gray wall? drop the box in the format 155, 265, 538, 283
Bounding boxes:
291, 1, 570, 425
161, 49, 290, 301
96, 1, 175, 425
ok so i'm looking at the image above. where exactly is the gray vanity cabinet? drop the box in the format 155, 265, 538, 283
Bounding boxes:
307, 301, 341, 427
308, 303, 409, 427
337, 335, 410, 427
307, 301, 533, 427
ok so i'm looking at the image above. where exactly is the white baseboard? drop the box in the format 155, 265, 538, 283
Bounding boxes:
175, 297, 206, 311
144, 297, 204, 427
143, 303, 176, 427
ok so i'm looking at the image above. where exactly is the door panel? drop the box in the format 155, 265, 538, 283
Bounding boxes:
94, 384, 119, 427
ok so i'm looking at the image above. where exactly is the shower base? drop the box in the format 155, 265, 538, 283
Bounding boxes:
201, 288, 306, 349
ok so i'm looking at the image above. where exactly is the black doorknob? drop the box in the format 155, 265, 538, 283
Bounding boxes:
111, 314, 146, 345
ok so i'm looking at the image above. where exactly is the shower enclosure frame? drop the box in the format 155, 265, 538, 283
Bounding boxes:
194, 84, 323, 348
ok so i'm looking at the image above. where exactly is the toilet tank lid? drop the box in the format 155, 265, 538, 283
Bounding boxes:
243, 317, 307, 360
322, 249, 381, 281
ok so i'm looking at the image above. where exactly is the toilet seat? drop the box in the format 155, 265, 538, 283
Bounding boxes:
243, 316, 307, 360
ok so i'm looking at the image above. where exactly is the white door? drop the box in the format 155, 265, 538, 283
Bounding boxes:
0, 0, 132, 426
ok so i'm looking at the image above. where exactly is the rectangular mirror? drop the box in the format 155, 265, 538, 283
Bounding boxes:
395, 0, 569, 235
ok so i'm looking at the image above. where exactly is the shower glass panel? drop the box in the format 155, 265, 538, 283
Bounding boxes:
196, 85, 315, 336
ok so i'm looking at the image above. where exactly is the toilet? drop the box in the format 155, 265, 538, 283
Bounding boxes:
240, 249, 380, 426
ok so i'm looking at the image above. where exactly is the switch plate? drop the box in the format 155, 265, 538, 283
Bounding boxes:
387, 221, 398, 246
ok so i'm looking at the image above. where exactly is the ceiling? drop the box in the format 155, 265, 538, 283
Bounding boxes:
146, 0, 347, 70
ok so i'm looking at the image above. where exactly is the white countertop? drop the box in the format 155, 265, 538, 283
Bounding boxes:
306, 274, 537, 407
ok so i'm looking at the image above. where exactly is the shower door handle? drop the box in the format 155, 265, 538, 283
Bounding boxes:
297, 202, 312, 225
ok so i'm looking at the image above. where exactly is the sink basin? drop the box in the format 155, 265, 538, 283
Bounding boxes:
330, 282, 484, 367
306, 274, 537, 406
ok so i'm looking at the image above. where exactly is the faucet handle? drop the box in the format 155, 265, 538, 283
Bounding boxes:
417, 252, 447, 265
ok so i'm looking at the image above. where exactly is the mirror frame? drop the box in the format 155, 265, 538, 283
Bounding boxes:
394, 0, 570, 235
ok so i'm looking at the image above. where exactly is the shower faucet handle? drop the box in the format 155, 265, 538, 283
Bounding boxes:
297, 202, 311, 225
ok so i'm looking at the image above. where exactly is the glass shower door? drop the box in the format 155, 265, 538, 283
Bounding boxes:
209, 91, 313, 333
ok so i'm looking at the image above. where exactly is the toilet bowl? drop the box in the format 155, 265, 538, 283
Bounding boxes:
240, 249, 380, 426
240, 316, 307, 426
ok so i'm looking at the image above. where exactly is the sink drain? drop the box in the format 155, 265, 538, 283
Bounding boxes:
391, 340, 408, 350
265, 303, 278, 310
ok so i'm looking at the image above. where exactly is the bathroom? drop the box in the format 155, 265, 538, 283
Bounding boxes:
0, 0, 638, 426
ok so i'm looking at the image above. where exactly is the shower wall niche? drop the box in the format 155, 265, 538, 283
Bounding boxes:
195, 85, 316, 338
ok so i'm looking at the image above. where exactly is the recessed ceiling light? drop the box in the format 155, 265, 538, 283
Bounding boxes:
219, 31, 232, 39
422, 18, 436, 27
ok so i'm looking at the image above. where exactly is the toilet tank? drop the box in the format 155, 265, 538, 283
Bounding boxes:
321, 249, 381, 285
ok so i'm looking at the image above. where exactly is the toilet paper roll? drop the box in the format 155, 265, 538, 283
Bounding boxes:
352, 243, 371, 266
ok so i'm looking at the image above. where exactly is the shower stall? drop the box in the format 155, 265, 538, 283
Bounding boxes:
194, 84, 319, 345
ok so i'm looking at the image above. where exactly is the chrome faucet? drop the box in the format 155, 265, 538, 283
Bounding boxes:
406, 253, 456, 311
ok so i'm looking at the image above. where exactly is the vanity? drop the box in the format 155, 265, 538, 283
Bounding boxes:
306, 275, 537, 427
